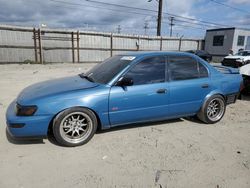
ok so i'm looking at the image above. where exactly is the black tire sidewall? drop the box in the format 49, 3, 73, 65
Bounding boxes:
53, 107, 98, 147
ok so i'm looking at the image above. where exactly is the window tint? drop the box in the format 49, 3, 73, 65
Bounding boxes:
86, 55, 133, 84
213, 35, 224, 46
199, 63, 209, 78
168, 56, 208, 81
125, 56, 165, 85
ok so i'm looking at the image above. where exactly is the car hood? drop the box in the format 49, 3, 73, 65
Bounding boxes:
224, 55, 244, 59
17, 75, 99, 104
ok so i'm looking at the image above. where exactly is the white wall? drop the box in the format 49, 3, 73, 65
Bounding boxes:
232, 29, 250, 53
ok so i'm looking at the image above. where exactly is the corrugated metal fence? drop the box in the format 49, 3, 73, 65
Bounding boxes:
0, 25, 204, 63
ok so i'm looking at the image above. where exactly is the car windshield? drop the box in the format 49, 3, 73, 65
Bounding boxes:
235, 51, 250, 56
84, 55, 135, 84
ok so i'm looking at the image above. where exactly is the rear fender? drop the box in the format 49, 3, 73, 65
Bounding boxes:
202, 90, 225, 105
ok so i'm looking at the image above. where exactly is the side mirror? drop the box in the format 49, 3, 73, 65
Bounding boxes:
115, 77, 134, 87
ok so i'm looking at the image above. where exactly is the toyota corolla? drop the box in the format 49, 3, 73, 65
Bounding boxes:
6, 52, 242, 146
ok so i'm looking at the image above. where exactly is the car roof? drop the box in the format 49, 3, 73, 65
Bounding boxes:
119, 51, 197, 58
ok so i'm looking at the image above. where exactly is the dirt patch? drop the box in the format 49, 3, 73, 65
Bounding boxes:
0, 63, 250, 188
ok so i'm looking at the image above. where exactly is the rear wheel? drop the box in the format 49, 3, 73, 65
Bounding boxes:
53, 107, 97, 147
197, 95, 226, 124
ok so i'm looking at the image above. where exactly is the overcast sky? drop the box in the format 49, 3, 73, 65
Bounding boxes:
0, 0, 250, 38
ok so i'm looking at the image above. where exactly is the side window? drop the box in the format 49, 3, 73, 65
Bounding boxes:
168, 56, 208, 81
199, 63, 209, 78
125, 56, 165, 85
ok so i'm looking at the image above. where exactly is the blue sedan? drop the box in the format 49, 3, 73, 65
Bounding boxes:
6, 52, 242, 146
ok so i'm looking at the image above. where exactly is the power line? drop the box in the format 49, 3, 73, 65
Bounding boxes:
50, 0, 244, 34
173, 23, 206, 30
172, 18, 215, 28
80, 0, 232, 27
50, 0, 156, 17
209, 0, 250, 15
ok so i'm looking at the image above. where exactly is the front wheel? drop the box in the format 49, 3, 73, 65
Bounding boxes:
197, 95, 226, 124
53, 107, 98, 147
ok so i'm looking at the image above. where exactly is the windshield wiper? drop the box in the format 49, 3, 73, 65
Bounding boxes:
79, 73, 95, 82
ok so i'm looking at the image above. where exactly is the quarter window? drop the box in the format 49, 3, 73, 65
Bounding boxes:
125, 56, 165, 85
168, 56, 208, 81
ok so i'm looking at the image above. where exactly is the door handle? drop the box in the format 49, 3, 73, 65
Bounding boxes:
201, 84, 209, 88
156, 88, 167, 94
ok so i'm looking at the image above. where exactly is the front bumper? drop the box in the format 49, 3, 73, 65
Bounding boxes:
6, 101, 52, 138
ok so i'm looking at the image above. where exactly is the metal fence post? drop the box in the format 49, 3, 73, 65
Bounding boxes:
71, 32, 75, 63
33, 28, 38, 62
76, 31, 80, 63
137, 36, 140, 51
110, 33, 113, 57
197, 40, 200, 50
178, 38, 182, 51
160, 36, 163, 51
37, 28, 43, 64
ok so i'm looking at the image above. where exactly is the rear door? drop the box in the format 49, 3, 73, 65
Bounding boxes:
109, 56, 169, 126
167, 55, 211, 117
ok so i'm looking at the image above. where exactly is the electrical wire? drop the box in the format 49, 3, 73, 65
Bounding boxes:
209, 0, 250, 15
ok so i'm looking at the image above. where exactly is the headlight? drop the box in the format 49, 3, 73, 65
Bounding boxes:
15, 103, 37, 116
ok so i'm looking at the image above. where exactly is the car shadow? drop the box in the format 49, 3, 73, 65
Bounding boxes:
240, 93, 250, 101
5, 128, 45, 145
96, 117, 202, 134
6, 117, 205, 146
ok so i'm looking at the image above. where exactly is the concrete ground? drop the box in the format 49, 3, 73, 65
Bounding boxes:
0, 63, 249, 188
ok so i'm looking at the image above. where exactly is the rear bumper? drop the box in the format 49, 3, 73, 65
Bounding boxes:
225, 93, 240, 104
6, 101, 52, 139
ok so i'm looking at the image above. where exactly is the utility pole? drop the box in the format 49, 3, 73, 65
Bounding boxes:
144, 21, 149, 35
169, 16, 174, 37
157, 0, 163, 36
117, 25, 121, 34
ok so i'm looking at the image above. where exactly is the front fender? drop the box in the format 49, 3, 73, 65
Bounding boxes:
33, 86, 111, 129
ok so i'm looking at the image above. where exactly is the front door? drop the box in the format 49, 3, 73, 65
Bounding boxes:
109, 56, 169, 126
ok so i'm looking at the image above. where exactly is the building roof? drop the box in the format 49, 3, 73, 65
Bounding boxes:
206, 27, 250, 32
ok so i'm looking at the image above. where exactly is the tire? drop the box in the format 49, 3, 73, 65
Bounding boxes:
197, 95, 226, 124
53, 107, 98, 147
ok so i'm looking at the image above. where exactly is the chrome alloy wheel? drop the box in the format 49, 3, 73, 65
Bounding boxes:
206, 98, 225, 122
59, 112, 93, 144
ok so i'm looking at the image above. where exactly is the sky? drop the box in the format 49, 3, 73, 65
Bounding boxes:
0, 0, 250, 38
